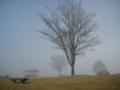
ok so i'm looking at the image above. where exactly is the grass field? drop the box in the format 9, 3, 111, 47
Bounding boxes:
0, 76, 120, 90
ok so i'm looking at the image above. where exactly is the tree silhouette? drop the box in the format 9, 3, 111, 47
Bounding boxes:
93, 60, 110, 75
50, 55, 67, 76
24, 69, 40, 78
37, 0, 100, 76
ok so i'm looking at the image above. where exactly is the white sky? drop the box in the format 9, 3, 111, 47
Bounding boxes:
0, 0, 120, 77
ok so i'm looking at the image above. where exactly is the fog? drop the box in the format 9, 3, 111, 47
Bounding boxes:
0, 0, 120, 77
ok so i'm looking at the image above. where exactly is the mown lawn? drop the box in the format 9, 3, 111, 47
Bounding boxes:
0, 76, 120, 90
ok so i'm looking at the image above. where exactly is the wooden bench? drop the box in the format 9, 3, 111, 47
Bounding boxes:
10, 78, 29, 84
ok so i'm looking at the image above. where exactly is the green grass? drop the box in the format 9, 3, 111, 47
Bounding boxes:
0, 76, 120, 90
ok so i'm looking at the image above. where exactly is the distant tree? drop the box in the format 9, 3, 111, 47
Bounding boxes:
4, 75, 10, 79
24, 69, 40, 78
37, 0, 100, 76
93, 60, 110, 76
0, 75, 10, 79
50, 55, 67, 76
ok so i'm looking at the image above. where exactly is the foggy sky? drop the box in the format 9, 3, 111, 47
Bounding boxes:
0, 0, 120, 77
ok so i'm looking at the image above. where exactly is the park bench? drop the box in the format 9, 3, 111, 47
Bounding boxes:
10, 78, 29, 84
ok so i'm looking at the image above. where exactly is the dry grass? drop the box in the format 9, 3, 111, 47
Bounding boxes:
0, 76, 120, 90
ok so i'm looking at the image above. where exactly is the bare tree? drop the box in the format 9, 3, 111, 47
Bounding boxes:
93, 60, 110, 76
50, 55, 67, 76
24, 69, 40, 78
37, 0, 100, 76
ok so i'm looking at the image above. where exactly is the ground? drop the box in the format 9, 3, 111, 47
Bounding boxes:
0, 76, 120, 90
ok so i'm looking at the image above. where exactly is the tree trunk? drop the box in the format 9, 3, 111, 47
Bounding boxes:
70, 54, 75, 76
71, 64, 75, 76
58, 69, 61, 76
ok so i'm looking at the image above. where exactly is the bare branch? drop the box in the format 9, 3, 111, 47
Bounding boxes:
37, 0, 100, 76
